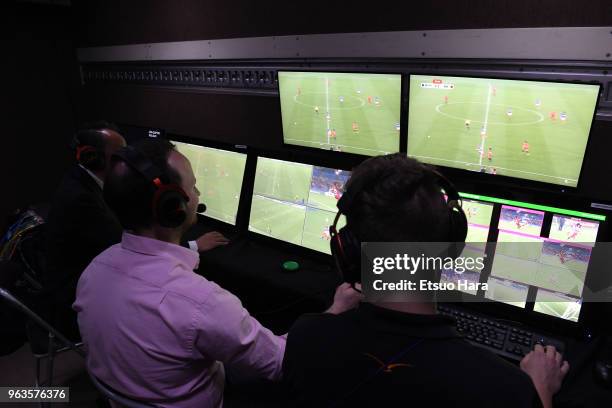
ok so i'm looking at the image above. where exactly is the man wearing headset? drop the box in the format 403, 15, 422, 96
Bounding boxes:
45, 121, 228, 340
282, 154, 568, 408
73, 138, 360, 407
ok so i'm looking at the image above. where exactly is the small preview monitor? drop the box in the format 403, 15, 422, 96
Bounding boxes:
249, 157, 350, 254
279, 71, 402, 156
407, 75, 599, 187
172, 141, 247, 225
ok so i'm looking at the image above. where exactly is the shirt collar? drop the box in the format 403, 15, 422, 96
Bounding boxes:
78, 164, 104, 189
357, 302, 460, 339
121, 232, 200, 271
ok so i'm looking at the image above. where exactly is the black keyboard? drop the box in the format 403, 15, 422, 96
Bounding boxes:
438, 305, 565, 361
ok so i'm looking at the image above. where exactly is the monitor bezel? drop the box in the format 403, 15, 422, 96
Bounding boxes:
405, 73, 602, 191
278, 69, 406, 158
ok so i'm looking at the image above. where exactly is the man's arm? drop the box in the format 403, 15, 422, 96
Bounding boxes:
194, 282, 286, 381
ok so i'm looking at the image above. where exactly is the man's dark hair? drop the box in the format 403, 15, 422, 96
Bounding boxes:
344, 153, 452, 242
73, 120, 121, 151
103, 138, 180, 231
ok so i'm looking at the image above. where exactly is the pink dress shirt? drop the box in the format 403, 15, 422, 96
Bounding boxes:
73, 232, 286, 407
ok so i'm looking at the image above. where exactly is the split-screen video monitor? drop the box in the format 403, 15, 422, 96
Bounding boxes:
488, 206, 600, 322
172, 141, 247, 225
407, 75, 599, 187
440, 194, 603, 322
279, 71, 402, 156
248, 157, 349, 254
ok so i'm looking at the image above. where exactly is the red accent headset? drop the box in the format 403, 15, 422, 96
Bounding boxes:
329, 163, 468, 284
113, 146, 191, 228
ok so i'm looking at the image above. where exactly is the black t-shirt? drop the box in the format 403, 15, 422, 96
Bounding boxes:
283, 303, 541, 408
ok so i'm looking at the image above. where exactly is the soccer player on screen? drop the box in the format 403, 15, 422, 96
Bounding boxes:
321, 227, 331, 240
535, 99, 542, 108
514, 215, 524, 230
567, 223, 582, 240
464, 119, 471, 130
491, 168, 497, 175
367, 96, 372, 104
550, 111, 557, 121
506, 108, 513, 118
444, 95, 448, 104
297, 87, 301, 96
521, 140, 530, 155
492, 87, 497, 96
352, 122, 359, 133
339, 96, 344, 103
487, 147, 493, 161
560, 112, 567, 122
314, 106, 319, 114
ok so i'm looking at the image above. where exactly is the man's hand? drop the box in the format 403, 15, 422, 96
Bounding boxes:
326, 283, 363, 315
520, 344, 569, 408
196, 231, 230, 252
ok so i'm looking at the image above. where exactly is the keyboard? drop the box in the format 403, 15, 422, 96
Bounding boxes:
438, 305, 565, 361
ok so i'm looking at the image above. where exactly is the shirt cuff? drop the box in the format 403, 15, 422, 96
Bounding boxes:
188, 240, 198, 252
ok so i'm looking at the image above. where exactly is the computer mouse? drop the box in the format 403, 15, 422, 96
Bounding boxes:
593, 359, 612, 388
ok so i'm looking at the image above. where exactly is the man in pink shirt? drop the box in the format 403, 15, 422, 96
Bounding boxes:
73, 139, 360, 407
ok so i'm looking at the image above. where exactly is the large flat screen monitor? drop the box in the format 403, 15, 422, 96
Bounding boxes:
172, 141, 247, 225
248, 157, 350, 254
279, 71, 402, 156
407, 75, 599, 187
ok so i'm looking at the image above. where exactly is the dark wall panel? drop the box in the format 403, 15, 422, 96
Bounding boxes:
78, 86, 282, 149
4, 3, 79, 227
72, 0, 612, 47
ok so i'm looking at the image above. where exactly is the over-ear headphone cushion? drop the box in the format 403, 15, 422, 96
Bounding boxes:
154, 187, 188, 228
331, 226, 362, 284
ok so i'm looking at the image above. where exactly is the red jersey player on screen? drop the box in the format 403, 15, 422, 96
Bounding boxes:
567, 223, 582, 240
550, 111, 557, 121
514, 216, 524, 230
521, 140, 530, 154
444, 95, 448, 104
487, 147, 493, 161
352, 122, 359, 133
367, 96, 373, 104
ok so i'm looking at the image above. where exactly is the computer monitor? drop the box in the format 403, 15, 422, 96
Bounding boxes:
248, 157, 350, 254
172, 141, 247, 225
439, 193, 605, 322
279, 71, 402, 156
407, 75, 600, 187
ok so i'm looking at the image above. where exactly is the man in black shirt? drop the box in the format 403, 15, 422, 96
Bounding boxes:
283, 154, 568, 408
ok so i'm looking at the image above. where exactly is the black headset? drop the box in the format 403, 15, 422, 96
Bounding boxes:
112, 146, 191, 228
329, 164, 468, 284
71, 129, 109, 172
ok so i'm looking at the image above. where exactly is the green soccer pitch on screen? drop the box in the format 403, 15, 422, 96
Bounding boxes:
279, 71, 402, 156
248, 157, 350, 254
172, 141, 247, 225
407, 75, 599, 187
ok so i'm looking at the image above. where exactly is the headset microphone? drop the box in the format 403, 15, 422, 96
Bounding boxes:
197, 203, 207, 214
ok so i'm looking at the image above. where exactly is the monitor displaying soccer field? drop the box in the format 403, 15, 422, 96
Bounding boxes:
279, 71, 402, 156
172, 141, 247, 225
249, 157, 349, 254
407, 75, 599, 187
